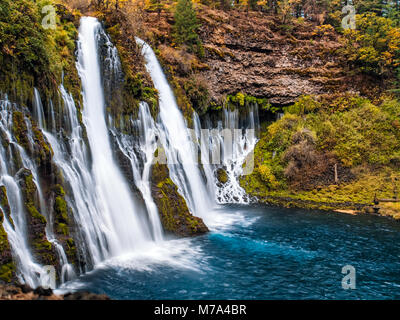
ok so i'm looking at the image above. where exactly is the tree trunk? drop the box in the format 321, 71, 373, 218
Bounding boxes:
334, 163, 338, 184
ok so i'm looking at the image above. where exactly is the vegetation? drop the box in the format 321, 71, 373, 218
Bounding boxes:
0, 187, 15, 283
173, 0, 202, 54
98, 4, 160, 125
226, 93, 273, 111
341, 12, 400, 77
17, 169, 58, 267
0, 0, 80, 105
241, 94, 400, 213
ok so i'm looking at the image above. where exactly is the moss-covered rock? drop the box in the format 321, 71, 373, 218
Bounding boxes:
12, 112, 30, 151
99, 10, 159, 130
16, 168, 58, 268
150, 161, 208, 236
0, 1, 81, 108
0, 186, 14, 229
0, 188, 16, 284
226, 93, 272, 112
0, 262, 16, 284
216, 168, 228, 185
50, 184, 78, 266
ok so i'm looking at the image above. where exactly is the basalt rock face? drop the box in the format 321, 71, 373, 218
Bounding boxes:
143, 7, 362, 108
151, 162, 209, 237
197, 9, 350, 106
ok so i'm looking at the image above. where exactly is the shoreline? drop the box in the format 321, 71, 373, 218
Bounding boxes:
254, 195, 400, 221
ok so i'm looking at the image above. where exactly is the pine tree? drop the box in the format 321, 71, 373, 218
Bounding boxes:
173, 0, 200, 48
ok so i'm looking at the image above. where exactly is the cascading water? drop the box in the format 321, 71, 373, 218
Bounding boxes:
43, 85, 110, 267
136, 38, 214, 223
0, 16, 260, 289
0, 95, 44, 287
73, 16, 152, 258
136, 38, 259, 209
0, 18, 166, 287
111, 102, 163, 242
32, 88, 76, 282
33, 88, 46, 130
194, 106, 259, 204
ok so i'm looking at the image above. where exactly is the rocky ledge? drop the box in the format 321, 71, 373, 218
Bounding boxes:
142, 6, 367, 108
0, 284, 110, 300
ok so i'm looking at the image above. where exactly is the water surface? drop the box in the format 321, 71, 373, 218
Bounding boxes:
59, 205, 400, 299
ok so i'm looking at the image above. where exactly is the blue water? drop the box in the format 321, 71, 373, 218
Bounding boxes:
61, 205, 400, 299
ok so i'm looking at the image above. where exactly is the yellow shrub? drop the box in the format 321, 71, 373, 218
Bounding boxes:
258, 165, 279, 190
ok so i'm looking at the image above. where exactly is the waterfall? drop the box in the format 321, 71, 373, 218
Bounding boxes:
111, 102, 163, 242
43, 85, 109, 267
136, 38, 213, 223
75, 16, 152, 257
136, 38, 259, 209
24, 91, 76, 282
194, 106, 259, 204
0, 16, 260, 288
0, 18, 164, 286
33, 88, 46, 130
0, 95, 44, 287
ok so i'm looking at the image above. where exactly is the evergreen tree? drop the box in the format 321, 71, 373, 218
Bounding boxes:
173, 0, 200, 48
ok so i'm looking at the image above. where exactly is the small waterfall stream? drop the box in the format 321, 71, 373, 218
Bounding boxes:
43, 85, 110, 267
32, 88, 76, 282
194, 106, 259, 204
111, 102, 164, 242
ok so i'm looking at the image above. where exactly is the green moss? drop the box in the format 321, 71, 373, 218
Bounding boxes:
151, 162, 208, 236
0, 186, 14, 228
226, 92, 272, 111
0, 205, 15, 282
19, 170, 57, 265
26, 202, 46, 225
0, 1, 81, 106
0, 215, 11, 255
65, 237, 76, 261
53, 184, 66, 197
183, 76, 210, 115
57, 223, 68, 236
12, 111, 30, 150
170, 75, 195, 125
51, 184, 73, 242
0, 262, 16, 283
216, 168, 228, 184
32, 122, 53, 167
54, 196, 68, 222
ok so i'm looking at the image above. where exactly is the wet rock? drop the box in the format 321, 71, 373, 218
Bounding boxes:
63, 291, 110, 300
150, 162, 209, 236
0, 284, 110, 300
33, 286, 53, 297
216, 168, 228, 184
